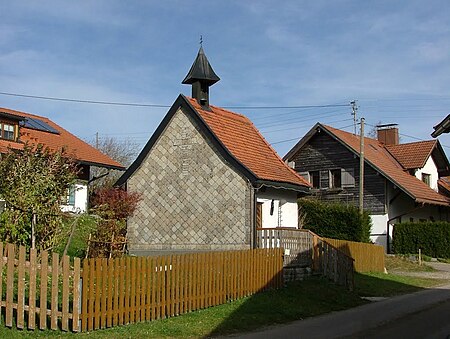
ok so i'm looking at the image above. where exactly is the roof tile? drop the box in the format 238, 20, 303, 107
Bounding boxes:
188, 98, 310, 188
386, 140, 436, 169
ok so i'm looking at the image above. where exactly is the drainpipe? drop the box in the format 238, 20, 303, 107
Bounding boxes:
249, 181, 257, 249
386, 203, 425, 253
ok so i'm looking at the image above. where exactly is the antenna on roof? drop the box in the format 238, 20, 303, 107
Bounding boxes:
351, 100, 358, 135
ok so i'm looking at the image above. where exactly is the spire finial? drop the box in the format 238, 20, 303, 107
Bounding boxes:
200, 35, 203, 47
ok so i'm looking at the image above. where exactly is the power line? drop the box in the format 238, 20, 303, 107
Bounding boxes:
0, 91, 350, 110
262, 118, 353, 134
0, 91, 171, 108
225, 103, 350, 110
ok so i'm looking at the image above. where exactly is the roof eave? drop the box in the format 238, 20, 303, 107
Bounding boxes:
415, 197, 450, 207
78, 160, 125, 171
255, 179, 310, 193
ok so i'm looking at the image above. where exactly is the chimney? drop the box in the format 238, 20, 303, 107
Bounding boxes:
182, 46, 220, 109
377, 124, 399, 145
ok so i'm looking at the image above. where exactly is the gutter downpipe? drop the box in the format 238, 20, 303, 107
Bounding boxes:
386, 203, 425, 254
250, 181, 259, 249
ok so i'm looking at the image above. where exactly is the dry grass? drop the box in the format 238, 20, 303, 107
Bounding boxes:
385, 255, 435, 273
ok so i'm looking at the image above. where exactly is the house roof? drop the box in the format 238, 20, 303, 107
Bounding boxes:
0, 107, 124, 170
385, 140, 437, 169
285, 123, 449, 206
432, 114, 450, 138
438, 176, 450, 195
116, 95, 310, 191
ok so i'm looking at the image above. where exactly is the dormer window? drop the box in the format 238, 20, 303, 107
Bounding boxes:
1, 122, 16, 141
422, 173, 431, 187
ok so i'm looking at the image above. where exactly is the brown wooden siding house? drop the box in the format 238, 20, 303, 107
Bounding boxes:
284, 123, 450, 251
116, 47, 310, 256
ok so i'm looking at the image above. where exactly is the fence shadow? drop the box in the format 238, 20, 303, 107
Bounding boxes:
204, 270, 430, 338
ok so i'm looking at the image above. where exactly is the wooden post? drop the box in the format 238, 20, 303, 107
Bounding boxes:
418, 248, 422, 266
32, 213, 37, 249
359, 117, 365, 213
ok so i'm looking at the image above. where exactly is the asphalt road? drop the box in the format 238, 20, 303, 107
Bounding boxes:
227, 286, 450, 339
344, 299, 450, 339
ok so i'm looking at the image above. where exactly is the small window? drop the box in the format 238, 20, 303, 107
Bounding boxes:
67, 186, 76, 206
1, 123, 15, 140
309, 171, 320, 188
422, 173, 431, 187
330, 169, 342, 188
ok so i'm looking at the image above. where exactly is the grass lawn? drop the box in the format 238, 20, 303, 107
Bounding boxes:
0, 267, 446, 339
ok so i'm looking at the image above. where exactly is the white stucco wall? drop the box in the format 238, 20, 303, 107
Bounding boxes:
61, 183, 88, 213
369, 214, 389, 249
256, 188, 298, 228
414, 156, 439, 191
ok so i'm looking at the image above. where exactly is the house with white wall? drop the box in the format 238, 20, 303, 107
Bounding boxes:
116, 47, 310, 256
284, 123, 450, 252
0, 107, 124, 212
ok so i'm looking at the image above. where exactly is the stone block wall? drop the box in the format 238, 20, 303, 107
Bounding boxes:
127, 107, 252, 255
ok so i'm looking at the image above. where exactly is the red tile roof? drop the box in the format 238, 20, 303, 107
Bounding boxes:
0, 107, 124, 169
322, 125, 449, 206
385, 140, 437, 169
187, 98, 310, 188
438, 176, 450, 194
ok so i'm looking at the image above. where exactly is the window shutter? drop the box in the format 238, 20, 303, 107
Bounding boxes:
320, 170, 329, 188
341, 168, 355, 188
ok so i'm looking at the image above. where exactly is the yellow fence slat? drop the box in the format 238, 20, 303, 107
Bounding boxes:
323, 238, 385, 272
73, 257, 81, 332
28, 248, 37, 330
62, 255, 70, 331
6, 243, 15, 327
17, 246, 26, 329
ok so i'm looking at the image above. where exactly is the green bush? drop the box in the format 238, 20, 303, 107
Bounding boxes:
298, 198, 371, 242
393, 222, 450, 258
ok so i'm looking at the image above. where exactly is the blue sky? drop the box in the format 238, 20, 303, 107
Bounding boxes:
1, 1, 450, 158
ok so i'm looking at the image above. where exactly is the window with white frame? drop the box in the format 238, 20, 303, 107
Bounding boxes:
1, 122, 15, 141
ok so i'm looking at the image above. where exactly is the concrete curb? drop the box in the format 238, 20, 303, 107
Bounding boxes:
227, 285, 450, 339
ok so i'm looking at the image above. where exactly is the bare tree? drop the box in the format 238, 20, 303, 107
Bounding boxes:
88, 136, 141, 188
366, 120, 383, 139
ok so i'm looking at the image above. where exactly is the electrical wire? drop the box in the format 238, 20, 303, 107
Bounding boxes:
0, 91, 171, 108
0, 90, 350, 110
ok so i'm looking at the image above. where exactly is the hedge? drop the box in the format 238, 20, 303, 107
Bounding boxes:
298, 198, 371, 243
393, 222, 450, 258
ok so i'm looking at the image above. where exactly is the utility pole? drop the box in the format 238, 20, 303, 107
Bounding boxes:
351, 100, 358, 135
359, 117, 365, 213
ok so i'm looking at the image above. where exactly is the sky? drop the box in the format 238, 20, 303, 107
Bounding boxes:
1, 1, 450, 160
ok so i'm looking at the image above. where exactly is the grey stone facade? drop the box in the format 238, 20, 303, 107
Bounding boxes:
127, 107, 252, 255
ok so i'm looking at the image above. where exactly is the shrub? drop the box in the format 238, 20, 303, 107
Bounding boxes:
393, 222, 450, 258
88, 188, 142, 258
298, 198, 371, 242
